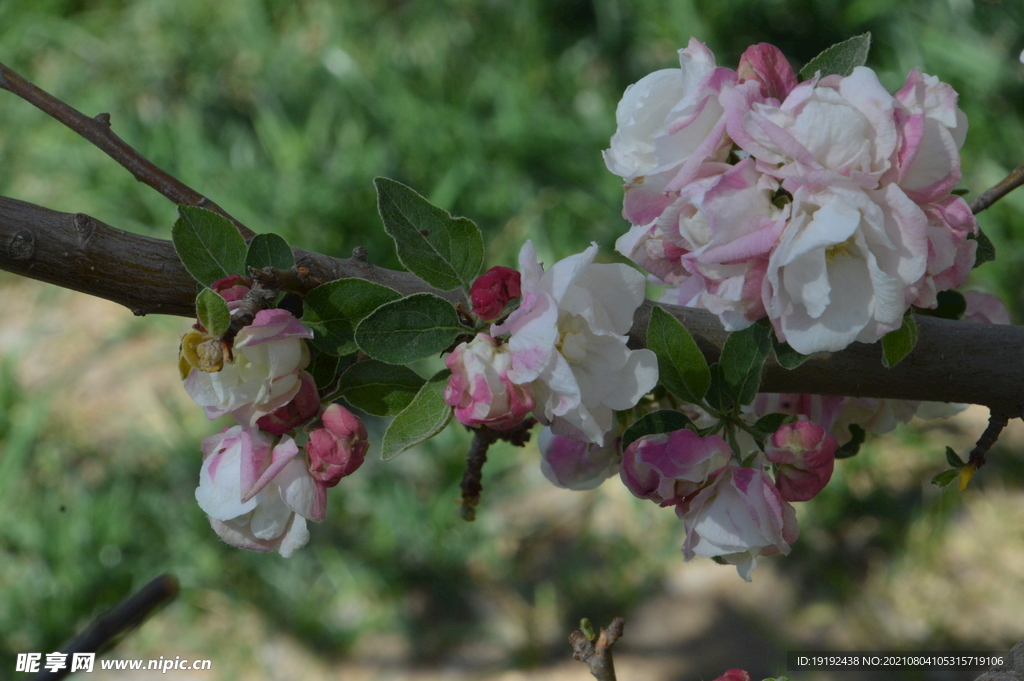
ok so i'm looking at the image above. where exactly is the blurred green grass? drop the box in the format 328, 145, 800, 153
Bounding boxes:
2, 1, 1024, 678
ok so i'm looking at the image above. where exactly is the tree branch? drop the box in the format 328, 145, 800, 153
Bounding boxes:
0, 60, 254, 240
569, 617, 625, 681
4, 193, 1024, 414
970, 165, 1024, 215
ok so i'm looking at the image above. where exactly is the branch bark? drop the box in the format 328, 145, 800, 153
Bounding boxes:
4, 192, 1024, 415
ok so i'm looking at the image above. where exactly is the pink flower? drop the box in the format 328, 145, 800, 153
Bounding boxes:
470, 266, 522, 320
962, 290, 1011, 325
444, 334, 535, 430
713, 671, 753, 681
210, 274, 253, 311
183, 309, 314, 427
765, 421, 837, 501
256, 371, 320, 435
195, 425, 326, 558
751, 393, 846, 432
538, 427, 621, 490
910, 195, 978, 309
737, 42, 798, 101
620, 429, 731, 505
305, 404, 369, 487
679, 460, 798, 581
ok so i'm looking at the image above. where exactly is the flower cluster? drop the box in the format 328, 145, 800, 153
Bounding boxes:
445, 243, 659, 445
606, 39, 977, 354
180, 277, 368, 557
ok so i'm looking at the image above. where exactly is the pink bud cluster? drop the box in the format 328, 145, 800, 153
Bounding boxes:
606, 39, 977, 354
181, 276, 369, 557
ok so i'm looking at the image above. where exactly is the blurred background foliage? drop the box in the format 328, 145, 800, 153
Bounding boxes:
2, 1, 1024, 679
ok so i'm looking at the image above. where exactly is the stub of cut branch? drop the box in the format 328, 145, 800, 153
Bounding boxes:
569, 617, 625, 681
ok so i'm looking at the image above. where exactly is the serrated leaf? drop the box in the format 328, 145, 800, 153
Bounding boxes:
375, 177, 484, 291
799, 33, 872, 80
337, 360, 426, 417
945, 446, 966, 468
646, 306, 711, 404
195, 288, 230, 338
172, 205, 248, 286
931, 468, 959, 488
881, 314, 918, 368
355, 293, 466, 364
245, 232, 296, 271
970, 229, 996, 268
380, 369, 453, 460
771, 332, 810, 370
914, 290, 966, 321
303, 279, 402, 356
717, 323, 772, 409
621, 410, 694, 451
307, 350, 342, 390
835, 423, 866, 459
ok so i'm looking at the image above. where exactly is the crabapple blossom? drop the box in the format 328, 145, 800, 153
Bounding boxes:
679, 459, 798, 581
470, 266, 521, 320
256, 371, 320, 435
620, 429, 731, 506
210, 274, 253, 311
444, 333, 535, 430
195, 425, 326, 558
765, 421, 837, 502
491, 241, 658, 444
538, 427, 621, 490
963, 290, 1011, 325
183, 308, 313, 427
306, 403, 369, 487
713, 671, 753, 681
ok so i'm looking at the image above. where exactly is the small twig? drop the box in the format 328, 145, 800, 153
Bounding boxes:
31, 574, 179, 680
0, 61, 253, 240
249, 265, 323, 296
458, 419, 537, 521
967, 410, 1011, 471
970, 165, 1024, 215
569, 617, 625, 681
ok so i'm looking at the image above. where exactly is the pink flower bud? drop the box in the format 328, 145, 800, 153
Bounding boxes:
621, 429, 731, 506
765, 421, 837, 502
713, 670, 752, 681
737, 43, 797, 101
444, 334, 534, 430
305, 404, 369, 487
256, 371, 320, 435
538, 428, 620, 490
211, 274, 253, 309
470, 266, 521, 320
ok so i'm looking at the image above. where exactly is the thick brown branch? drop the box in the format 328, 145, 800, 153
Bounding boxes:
0, 61, 254, 240
4, 193, 1024, 414
970, 165, 1024, 215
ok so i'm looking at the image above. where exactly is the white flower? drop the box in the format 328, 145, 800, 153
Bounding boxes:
492, 241, 658, 444
195, 426, 326, 558
764, 184, 928, 354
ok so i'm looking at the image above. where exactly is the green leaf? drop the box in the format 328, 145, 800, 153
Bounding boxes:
195, 288, 230, 338
303, 279, 402, 356
375, 177, 484, 291
835, 423, 866, 459
945, 446, 966, 468
799, 32, 872, 80
970, 229, 996, 269
336, 360, 426, 417
380, 369, 453, 460
172, 205, 248, 286
771, 332, 811, 370
753, 412, 793, 437
881, 314, 918, 368
307, 350, 342, 390
355, 293, 466, 365
621, 410, 694, 451
646, 306, 711, 404
245, 232, 296, 272
705, 364, 728, 412
717, 323, 772, 409
931, 468, 959, 488
914, 290, 966, 321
